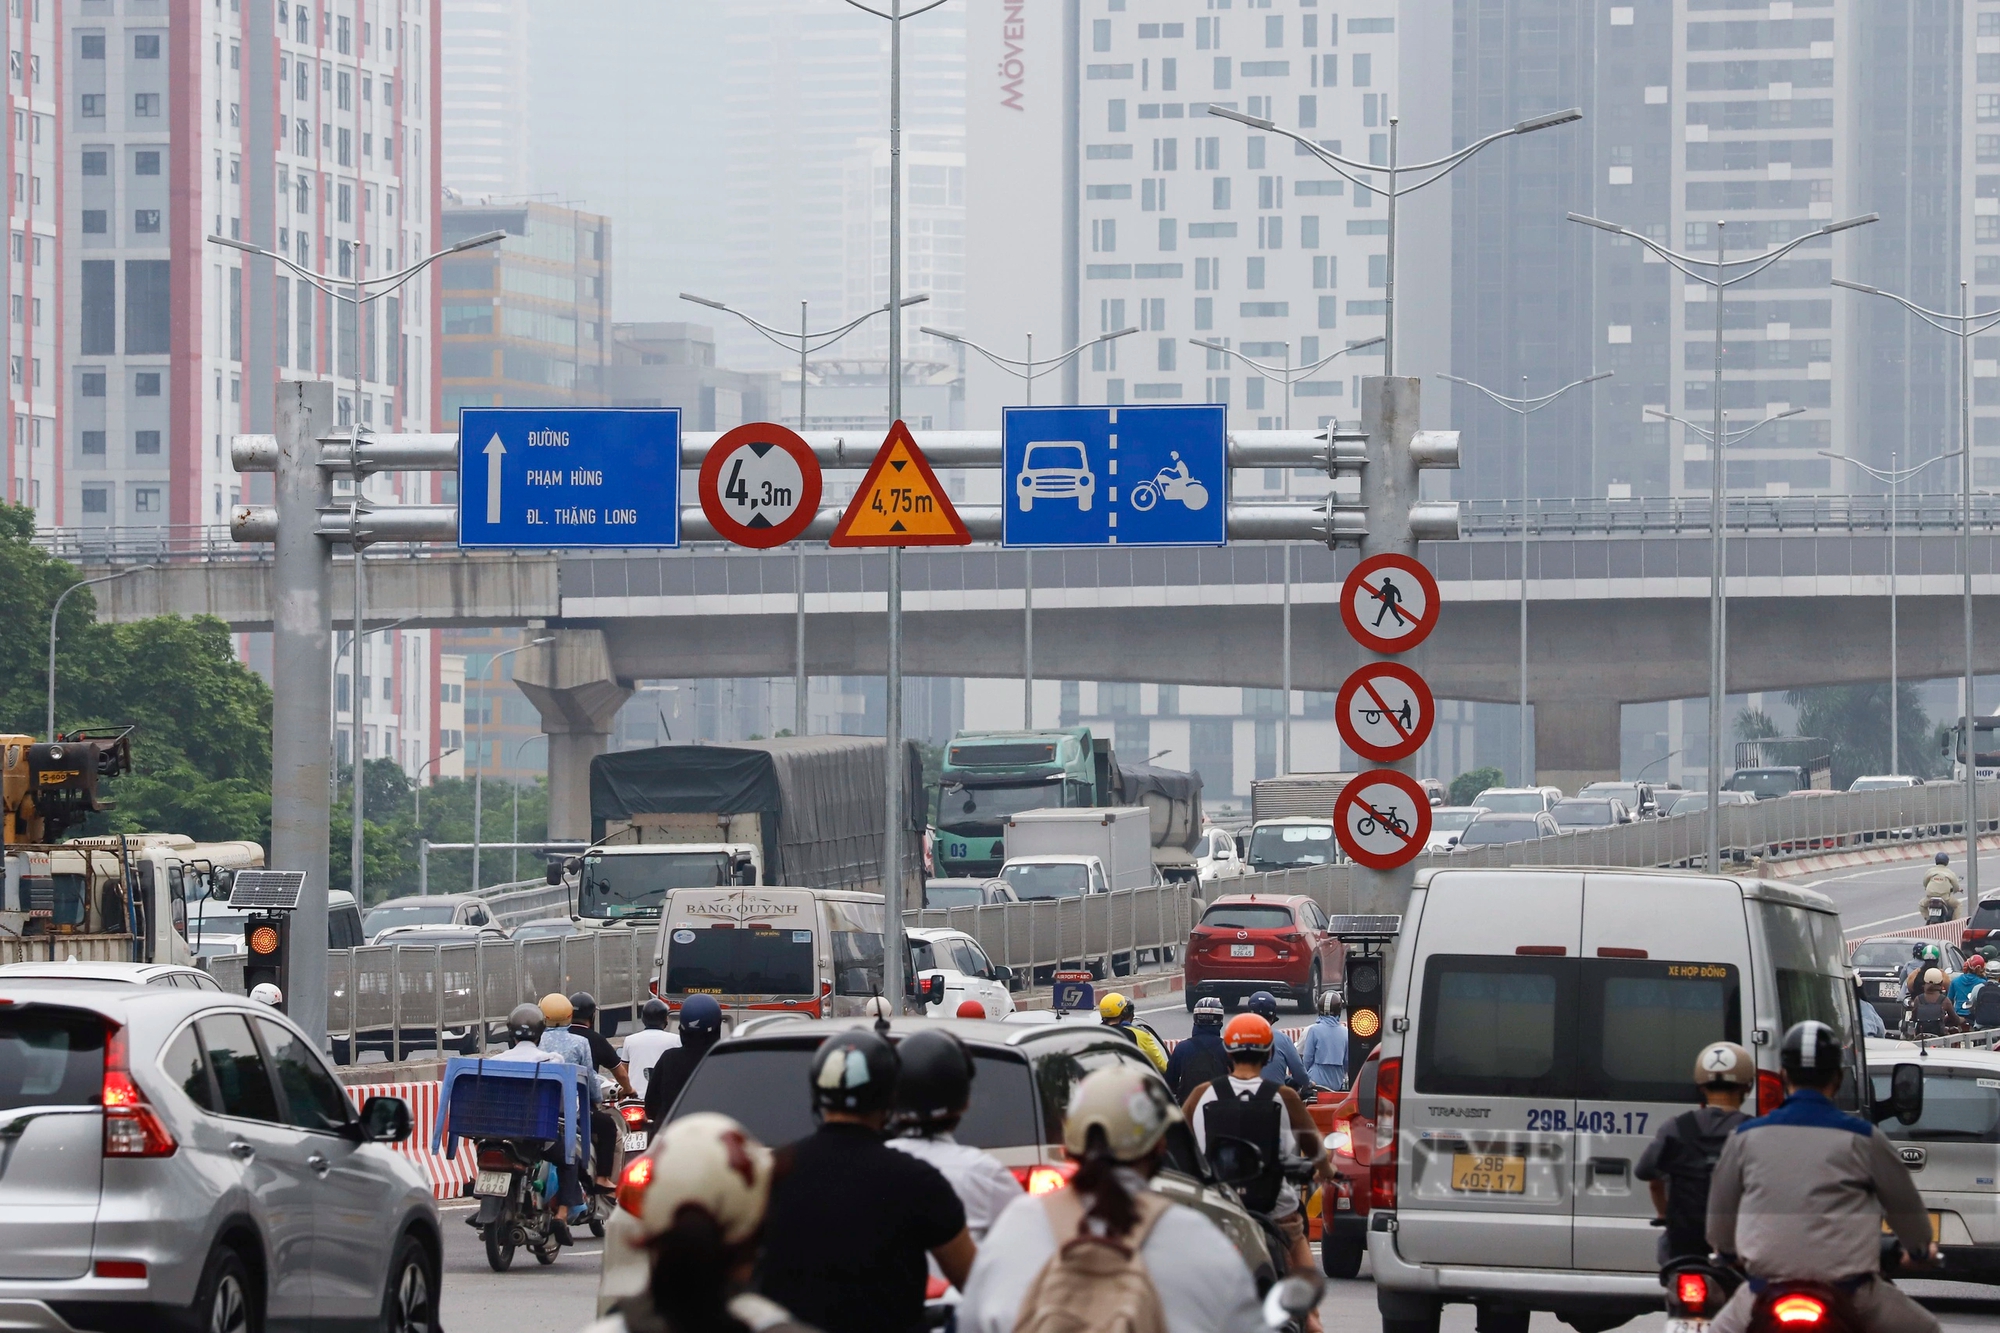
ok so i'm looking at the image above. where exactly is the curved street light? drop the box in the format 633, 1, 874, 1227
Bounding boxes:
471, 636, 554, 891
48, 565, 157, 739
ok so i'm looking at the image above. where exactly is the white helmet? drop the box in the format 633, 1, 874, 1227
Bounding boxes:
1693, 1041, 1754, 1090
617, 1112, 774, 1244
862, 996, 895, 1020
1925, 967, 1948, 988
1062, 1064, 1182, 1162
249, 982, 284, 1007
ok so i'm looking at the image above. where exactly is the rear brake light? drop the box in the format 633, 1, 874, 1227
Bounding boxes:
1757, 1070, 1786, 1116
477, 1148, 514, 1171
1515, 945, 1567, 956
101, 1023, 175, 1158
1675, 1272, 1709, 1312
925, 1276, 950, 1300
1596, 947, 1648, 959
1277, 932, 1303, 945
1011, 1162, 1077, 1195
617, 1155, 654, 1217
1369, 1057, 1400, 1210
620, 1103, 647, 1126
1771, 1294, 1827, 1326
93, 1260, 146, 1280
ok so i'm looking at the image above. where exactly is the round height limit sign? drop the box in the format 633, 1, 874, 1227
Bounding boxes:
698, 422, 823, 549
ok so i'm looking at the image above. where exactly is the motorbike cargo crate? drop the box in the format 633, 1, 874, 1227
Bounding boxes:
435, 1058, 591, 1165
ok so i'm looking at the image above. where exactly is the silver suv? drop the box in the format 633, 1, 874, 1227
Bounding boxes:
0, 982, 441, 1332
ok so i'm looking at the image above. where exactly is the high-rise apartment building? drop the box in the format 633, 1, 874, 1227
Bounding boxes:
3, 0, 59, 522
438, 0, 527, 198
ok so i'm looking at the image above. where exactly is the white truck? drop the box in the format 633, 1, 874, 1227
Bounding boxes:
996, 806, 1158, 901
1, 833, 264, 966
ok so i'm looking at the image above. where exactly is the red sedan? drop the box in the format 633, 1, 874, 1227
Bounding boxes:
1184, 892, 1345, 1011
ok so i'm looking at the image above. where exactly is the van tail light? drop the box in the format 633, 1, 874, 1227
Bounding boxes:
101, 1023, 176, 1158
1011, 1162, 1077, 1195
1369, 1056, 1400, 1210
1757, 1070, 1786, 1116
1674, 1272, 1710, 1314
1330, 1125, 1354, 1158
617, 1155, 654, 1217
1770, 1294, 1827, 1326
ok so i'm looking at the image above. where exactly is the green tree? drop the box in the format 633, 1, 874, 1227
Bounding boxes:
1736, 709, 1780, 743
1783, 683, 1937, 788
1449, 767, 1506, 807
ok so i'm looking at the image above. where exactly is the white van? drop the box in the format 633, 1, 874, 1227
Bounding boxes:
1366, 867, 1921, 1333
654, 886, 890, 1021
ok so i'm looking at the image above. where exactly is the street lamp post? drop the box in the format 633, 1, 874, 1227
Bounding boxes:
1209, 106, 1581, 372
1831, 278, 2000, 894
920, 324, 1139, 725
329, 615, 411, 805
209, 226, 504, 906
1819, 449, 1962, 777
470, 637, 553, 892
681, 290, 931, 737
1570, 209, 1877, 869
506, 734, 547, 885
1194, 335, 1386, 770
410, 747, 459, 827
48, 566, 154, 739
1439, 371, 1612, 785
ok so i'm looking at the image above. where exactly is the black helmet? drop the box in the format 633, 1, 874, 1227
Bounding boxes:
1247, 990, 1280, 1022
641, 997, 671, 1029
1937, 852, 1951, 866
507, 1002, 546, 1046
1780, 1020, 1843, 1084
810, 1028, 900, 1116
569, 991, 598, 1024
893, 1029, 975, 1128
1191, 996, 1226, 1029
680, 995, 723, 1038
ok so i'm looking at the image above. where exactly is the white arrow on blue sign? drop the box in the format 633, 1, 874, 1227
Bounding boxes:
1002, 404, 1227, 548
458, 408, 682, 548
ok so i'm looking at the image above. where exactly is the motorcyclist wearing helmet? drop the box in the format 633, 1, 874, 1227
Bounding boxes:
1899, 943, 1943, 1000
1634, 1041, 1753, 1262
537, 993, 617, 1197
755, 1029, 975, 1333
1921, 851, 1964, 920
1951, 954, 1988, 1019
582, 1112, 818, 1333
1185, 1013, 1324, 1333
492, 1002, 560, 1064
956, 1065, 1262, 1333
1704, 1021, 1939, 1333
621, 998, 681, 1100
1299, 989, 1349, 1093
1246, 990, 1313, 1094
1165, 996, 1232, 1102
643, 995, 724, 1134
1906, 967, 1959, 1038
568, 991, 636, 1098
887, 1030, 1023, 1246
1098, 992, 1168, 1072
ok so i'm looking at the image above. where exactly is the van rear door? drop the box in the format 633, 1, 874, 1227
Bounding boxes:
1398, 871, 1582, 1269
1572, 873, 1753, 1272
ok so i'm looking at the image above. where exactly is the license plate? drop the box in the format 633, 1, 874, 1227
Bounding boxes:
1450, 1153, 1526, 1193
474, 1169, 513, 1197
1230, 944, 1256, 957
622, 1131, 649, 1152
1665, 1319, 1708, 1333
1879, 981, 1901, 998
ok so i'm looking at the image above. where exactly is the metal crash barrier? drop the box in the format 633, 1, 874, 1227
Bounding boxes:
905, 882, 1193, 977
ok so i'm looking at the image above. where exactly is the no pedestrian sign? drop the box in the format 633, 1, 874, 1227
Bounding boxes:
1341, 553, 1440, 654
698, 422, 823, 549
829, 420, 970, 547
1334, 770, 1433, 871
1335, 663, 1436, 764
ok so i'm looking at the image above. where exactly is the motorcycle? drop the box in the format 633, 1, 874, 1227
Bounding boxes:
1129, 463, 1209, 513
1730, 1237, 1925, 1333
470, 1136, 568, 1272
1208, 1135, 1323, 1331
582, 1098, 652, 1238
1922, 894, 1957, 925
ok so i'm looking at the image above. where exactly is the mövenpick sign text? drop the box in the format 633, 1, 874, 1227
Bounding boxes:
998, 2, 1025, 110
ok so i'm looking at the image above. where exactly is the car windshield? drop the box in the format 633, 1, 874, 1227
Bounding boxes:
1002, 863, 1090, 900
1472, 791, 1545, 814
1459, 818, 1542, 846
924, 885, 984, 909
1724, 769, 1801, 799
0, 1006, 105, 1110
1667, 793, 1710, 816
936, 781, 1063, 835
1201, 904, 1295, 930
1429, 810, 1478, 833
579, 851, 732, 921
1849, 778, 1908, 792
1851, 941, 1924, 969
1872, 1068, 2000, 1144
1246, 824, 1337, 870
664, 925, 815, 997
1026, 444, 1086, 471
1552, 802, 1616, 828
511, 923, 579, 941
364, 903, 461, 937
1580, 784, 1639, 804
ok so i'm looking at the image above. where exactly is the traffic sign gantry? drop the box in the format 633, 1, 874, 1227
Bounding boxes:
1335, 663, 1436, 764
1341, 552, 1440, 654
458, 407, 681, 548
1334, 770, 1433, 871
829, 420, 971, 547
698, 422, 823, 549
1002, 404, 1227, 548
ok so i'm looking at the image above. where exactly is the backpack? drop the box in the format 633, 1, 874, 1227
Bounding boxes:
1660, 1110, 1738, 1256
1172, 1037, 1232, 1104
1200, 1079, 1285, 1214
1910, 993, 1951, 1036
1972, 981, 2000, 1030
1011, 1186, 1171, 1333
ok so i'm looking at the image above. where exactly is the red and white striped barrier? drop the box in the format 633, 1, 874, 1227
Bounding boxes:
342, 1080, 472, 1202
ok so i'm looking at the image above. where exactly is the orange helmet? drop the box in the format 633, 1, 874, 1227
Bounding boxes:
1221, 1013, 1274, 1056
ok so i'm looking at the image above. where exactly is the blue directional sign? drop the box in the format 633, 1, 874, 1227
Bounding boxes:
458, 407, 681, 548
1002, 404, 1227, 548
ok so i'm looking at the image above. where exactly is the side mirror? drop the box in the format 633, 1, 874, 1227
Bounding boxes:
211, 869, 233, 903
732, 854, 757, 887
356, 1095, 413, 1143
992, 965, 1014, 986
1207, 1133, 1267, 1188
564, 857, 582, 875
1884, 1062, 1925, 1125
920, 973, 947, 1008
545, 862, 564, 886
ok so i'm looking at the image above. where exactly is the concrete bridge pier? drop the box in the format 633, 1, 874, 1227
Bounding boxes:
514, 629, 633, 842
1534, 696, 1622, 796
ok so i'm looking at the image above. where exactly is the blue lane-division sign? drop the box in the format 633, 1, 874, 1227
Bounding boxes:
458, 407, 681, 548
1002, 404, 1227, 547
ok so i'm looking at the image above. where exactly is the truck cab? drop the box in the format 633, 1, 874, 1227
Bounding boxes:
1, 833, 262, 966
932, 728, 1109, 878
567, 842, 763, 928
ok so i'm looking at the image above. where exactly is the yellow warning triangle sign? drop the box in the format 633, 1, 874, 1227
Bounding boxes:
828, 419, 971, 547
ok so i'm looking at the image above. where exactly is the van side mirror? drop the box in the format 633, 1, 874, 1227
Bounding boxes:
1880, 1063, 1925, 1125
732, 853, 757, 886
1208, 1134, 1267, 1188
545, 862, 564, 886
211, 869, 233, 903
919, 973, 947, 1008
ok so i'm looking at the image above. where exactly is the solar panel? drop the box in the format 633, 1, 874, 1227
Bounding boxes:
1327, 914, 1402, 939
225, 870, 307, 912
